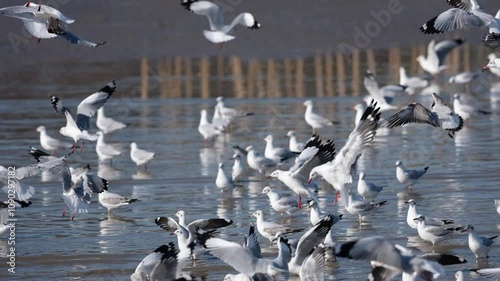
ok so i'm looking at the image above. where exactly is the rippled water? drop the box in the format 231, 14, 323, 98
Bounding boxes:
1, 84, 500, 280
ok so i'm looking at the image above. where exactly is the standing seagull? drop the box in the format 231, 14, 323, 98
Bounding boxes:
286, 131, 305, 153
96, 107, 128, 134
405, 199, 454, 229
356, 172, 384, 200
461, 224, 498, 258
198, 109, 223, 141
396, 161, 429, 189
413, 216, 462, 246
381, 92, 464, 138
130, 142, 155, 171
215, 163, 235, 194
95, 131, 121, 164
51, 81, 116, 152
251, 210, 302, 242
180, 0, 261, 44
303, 100, 335, 134
98, 189, 138, 216
0, 3, 106, 47
260, 186, 298, 217
36, 125, 72, 152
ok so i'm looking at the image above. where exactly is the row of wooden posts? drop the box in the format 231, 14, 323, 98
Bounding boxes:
139, 43, 488, 99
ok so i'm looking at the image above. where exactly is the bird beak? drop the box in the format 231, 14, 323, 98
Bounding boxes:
266, 176, 272, 179
413, 218, 419, 221
169, 232, 175, 236
271, 237, 277, 242
404, 201, 409, 204
483, 65, 490, 70
258, 193, 263, 197
307, 178, 312, 183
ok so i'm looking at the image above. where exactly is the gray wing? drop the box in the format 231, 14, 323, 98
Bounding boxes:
199, 236, 267, 276
299, 245, 326, 281
245, 224, 262, 258
288, 135, 321, 172
59, 31, 106, 47
420, 8, 491, 34
447, 0, 475, 12
189, 218, 233, 231
293, 215, 334, 267
76, 81, 116, 131
435, 38, 465, 65
81, 173, 108, 195
484, 33, 500, 53
155, 217, 180, 232
382, 103, 437, 128
2, 180, 35, 202
423, 225, 452, 236
335, 236, 404, 272
291, 139, 335, 181
37, 157, 72, 193
474, 268, 500, 280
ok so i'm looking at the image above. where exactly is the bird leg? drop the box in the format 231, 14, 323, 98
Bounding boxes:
71, 142, 78, 153
25, 1, 31, 7
80, 141, 85, 152
62, 208, 66, 217
71, 214, 75, 221
298, 195, 302, 209
107, 209, 110, 216
333, 191, 340, 204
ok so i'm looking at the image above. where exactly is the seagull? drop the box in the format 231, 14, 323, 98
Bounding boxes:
363, 70, 404, 111
51, 81, 116, 152
95, 131, 121, 163
420, 0, 500, 35
98, 189, 138, 216
405, 199, 454, 230
343, 191, 387, 221
180, 0, 261, 44
130, 242, 187, 281
215, 163, 235, 193
36, 125, 72, 152
0, 3, 106, 47
245, 146, 278, 176
495, 199, 500, 215
27, 147, 106, 220
453, 93, 491, 121
303, 100, 335, 134
396, 161, 429, 189
251, 210, 302, 242
286, 131, 305, 153
381, 92, 464, 138
174, 210, 233, 233
471, 268, 500, 280
335, 236, 465, 280
231, 153, 246, 182
197, 230, 291, 279
416, 38, 465, 75
198, 109, 223, 141
461, 224, 498, 258
0, 166, 36, 203
130, 142, 155, 171
399, 66, 430, 94
306, 200, 343, 226
413, 215, 462, 246
264, 134, 296, 163
211, 104, 231, 132
356, 172, 384, 200
308, 100, 381, 205
96, 107, 128, 134
260, 186, 298, 217
268, 137, 335, 208
287, 215, 335, 275
449, 71, 482, 84
215, 96, 254, 121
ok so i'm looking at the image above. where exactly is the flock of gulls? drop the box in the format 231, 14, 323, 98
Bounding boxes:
1, 0, 500, 280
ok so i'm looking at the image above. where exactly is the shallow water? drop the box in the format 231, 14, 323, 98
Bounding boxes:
0, 83, 500, 280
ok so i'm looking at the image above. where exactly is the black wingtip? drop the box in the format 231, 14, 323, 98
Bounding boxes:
180, 0, 196, 11
420, 16, 443, 34
14, 199, 32, 208
28, 146, 50, 162
99, 81, 116, 95
249, 20, 261, 29
50, 95, 60, 114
